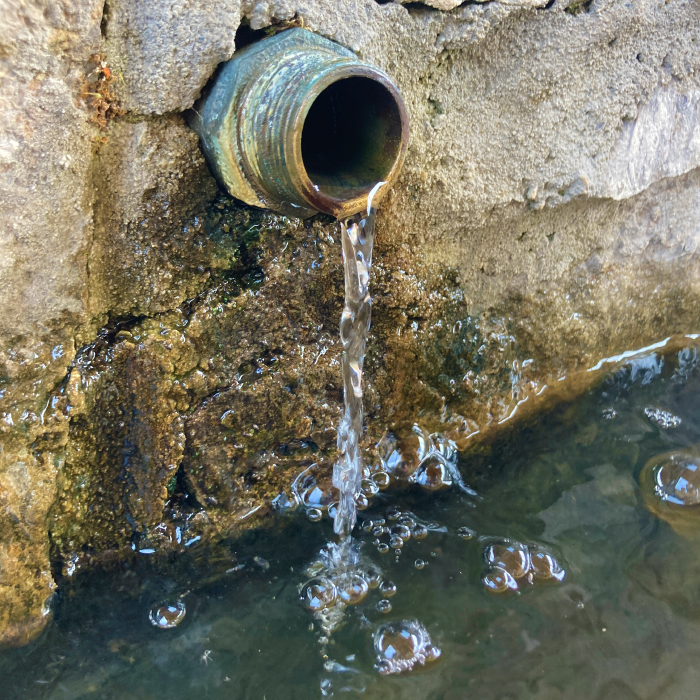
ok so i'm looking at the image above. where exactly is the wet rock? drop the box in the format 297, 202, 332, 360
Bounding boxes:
87, 116, 220, 324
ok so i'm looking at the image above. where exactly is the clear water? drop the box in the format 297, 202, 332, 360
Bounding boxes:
3, 343, 700, 699
333, 199, 376, 542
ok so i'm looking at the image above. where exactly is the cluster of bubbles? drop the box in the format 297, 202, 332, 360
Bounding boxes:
481, 539, 565, 594
372, 620, 441, 675
148, 601, 186, 629
287, 462, 391, 524
360, 506, 436, 561
293, 424, 477, 676
639, 450, 700, 536
299, 542, 400, 636
279, 424, 478, 527
378, 425, 476, 496
644, 406, 683, 429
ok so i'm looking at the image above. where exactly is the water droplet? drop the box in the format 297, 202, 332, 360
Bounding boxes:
372, 620, 440, 675
301, 577, 338, 612
336, 573, 369, 605
412, 525, 428, 540
484, 540, 531, 579
482, 567, 518, 594
307, 508, 323, 522
376, 599, 392, 614
457, 526, 475, 540
220, 409, 236, 428
149, 601, 186, 629
379, 580, 397, 597
529, 546, 566, 583
414, 559, 427, 570
413, 455, 452, 492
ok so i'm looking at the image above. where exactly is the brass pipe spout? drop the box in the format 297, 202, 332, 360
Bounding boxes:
191, 28, 409, 219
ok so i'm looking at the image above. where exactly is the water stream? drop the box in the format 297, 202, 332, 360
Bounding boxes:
333, 185, 381, 543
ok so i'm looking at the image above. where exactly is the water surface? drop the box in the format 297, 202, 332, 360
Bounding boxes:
3, 344, 700, 700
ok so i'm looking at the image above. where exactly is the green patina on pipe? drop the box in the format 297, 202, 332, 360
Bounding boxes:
191, 28, 409, 219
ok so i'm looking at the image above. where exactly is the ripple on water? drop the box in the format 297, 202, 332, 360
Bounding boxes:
372, 620, 441, 675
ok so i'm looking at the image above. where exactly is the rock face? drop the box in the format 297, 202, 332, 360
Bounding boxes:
1, 0, 700, 646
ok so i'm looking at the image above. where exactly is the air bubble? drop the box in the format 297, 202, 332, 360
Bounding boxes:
392, 524, 411, 541
379, 580, 397, 597
377, 543, 390, 554
529, 546, 566, 583
376, 599, 392, 614
307, 508, 323, 522
373, 471, 390, 490
386, 506, 402, 521
484, 540, 531, 579
389, 534, 404, 549
651, 452, 700, 506
413, 455, 453, 492
372, 526, 387, 538
457, 526, 475, 540
149, 601, 186, 629
412, 525, 428, 540
356, 493, 369, 510
482, 567, 518, 594
301, 480, 338, 510
362, 520, 375, 533
414, 559, 427, 570
300, 577, 337, 612
336, 573, 369, 606
364, 565, 382, 589
398, 514, 417, 527
639, 451, 700, 536
372, 620, 441, 675
361, 479, 379, 496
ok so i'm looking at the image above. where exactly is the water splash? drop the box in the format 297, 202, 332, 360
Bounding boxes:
333, 183, 384, 541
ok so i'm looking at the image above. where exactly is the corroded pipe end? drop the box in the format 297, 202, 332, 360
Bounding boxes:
192, 28, 409, 219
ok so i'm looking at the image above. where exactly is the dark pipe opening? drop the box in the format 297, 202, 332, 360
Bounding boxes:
301, 77, 403, 200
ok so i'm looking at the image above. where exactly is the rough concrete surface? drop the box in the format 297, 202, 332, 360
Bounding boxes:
1, 0, 700, 646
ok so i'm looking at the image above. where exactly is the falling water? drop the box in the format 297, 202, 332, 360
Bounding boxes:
333, 183, 384, 543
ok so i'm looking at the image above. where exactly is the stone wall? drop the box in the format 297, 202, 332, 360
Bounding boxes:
1, 0, 699, 646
